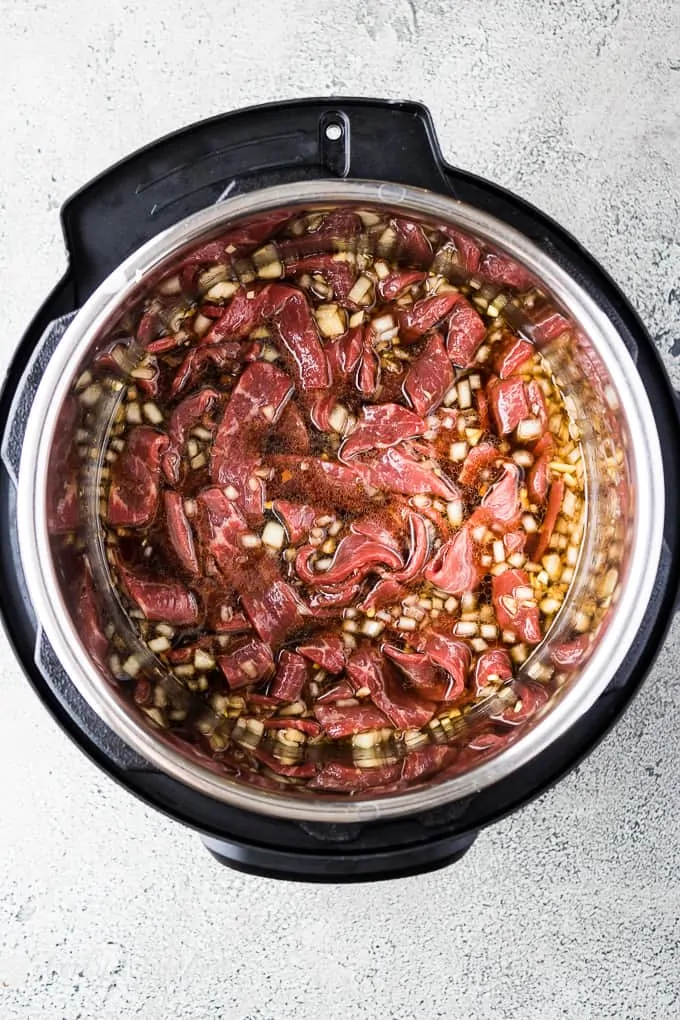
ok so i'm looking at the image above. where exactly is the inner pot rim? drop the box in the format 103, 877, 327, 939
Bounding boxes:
17, 179, 665, 823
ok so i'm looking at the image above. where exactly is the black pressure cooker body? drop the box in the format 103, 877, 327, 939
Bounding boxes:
2, 99, 678, 882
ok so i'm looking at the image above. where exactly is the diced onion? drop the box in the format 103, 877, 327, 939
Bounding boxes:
315, 303, 347, 338
397, 616, 417, 631
193, 314, 213, 337
457, 379, 472, 409
252, 244, 283, 279
454, 621, 478, 637
205, 280, 239, 301
240, 533, 261, 549
262, 521, 285, 550
372, 313, 395, 336
347, 275, 374, 305
328, 403, 349, 433
80, 384, 102, 407
516, 418, 543, 442
126, 402, 142, 424
447, 499, 464, 527
542, 553, 562, 581
143, 402, 163, 425
123, 655, 142, 678
521, 514, 538, 534
194, 649, 216, 671
148, 636, 170, 654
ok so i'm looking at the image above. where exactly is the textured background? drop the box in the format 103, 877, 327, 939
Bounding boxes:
1, 1, 679, 1018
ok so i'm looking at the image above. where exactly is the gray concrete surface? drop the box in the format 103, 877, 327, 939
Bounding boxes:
1, 1, 679, 1018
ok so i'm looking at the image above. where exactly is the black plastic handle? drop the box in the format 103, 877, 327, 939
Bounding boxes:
0, 309, 152, 772
200, 828, 477, 883
0, 311, 78, 486
61, 98, 453, 303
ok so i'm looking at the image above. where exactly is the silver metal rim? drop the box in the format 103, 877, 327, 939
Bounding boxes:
17, 179, 665, 822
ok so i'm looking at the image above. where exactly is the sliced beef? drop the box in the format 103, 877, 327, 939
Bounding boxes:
526, 379, 548, 429
171, 343, 241, 397
272, 499, 319, 544
77, 570, 108, 671
261, 285, 330, 389
532, 478, 565, 560
528, 450, 552, 504
361, 446, 460, 501
314, 703, 391, 738
440, 228, 482, 272
325, 326, 364, 381
295, 532, 403, 586
401, 745, 455, 784
309, 761, 402, 792
358, 578, 408, 613
458, 442, 500, 488
398, 292, 462, 342
551, 635, 589, 671
415, 632, 471, 699
488, 377, 530, 435
210, 362, 293, 518
237, 561, 307, 647
378, 269, 427, 301
493, 335, 534, 378
164, 491, 199, 574
340, 403, 427, 461
163, 387, 220, 484
478, 251, 534, 290
424, 526, 481, 595
474, 648, 513, 693
116, 559, 199, 625
284, 253, 356, 302
492, 569, 542, 645
109, 427, 169, 528
202, 284, 329, 390
525, 308, 571, 345
356, 328, 381, 398
194, 486, 248, 574
392, 218, 432, 262
479, 462, 521, 529
446, 300, 487, 367
270, 651, 308, 700
404, 333, 453, 415
47, 397, 81, 533
218, 638, 274, 690
392, 512, 432, 583
492, 680, 549, 724
297, 633, 347, 673
346, 647, 436, 730
382, 646, 448, 702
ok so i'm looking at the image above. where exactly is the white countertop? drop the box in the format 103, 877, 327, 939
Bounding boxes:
2, 2, 680, 1017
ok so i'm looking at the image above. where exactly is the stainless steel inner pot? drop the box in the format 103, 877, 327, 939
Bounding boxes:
16, 179, 665, 822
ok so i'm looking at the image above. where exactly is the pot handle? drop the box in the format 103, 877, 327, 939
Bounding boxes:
60, 98, 455, 301
1, 311, 78, 486
313, 99, 453, 191
0, 311, 152, 771
200, 827, 477, 883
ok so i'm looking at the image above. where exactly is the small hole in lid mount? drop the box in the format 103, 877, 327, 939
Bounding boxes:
325, 122, 343, 142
